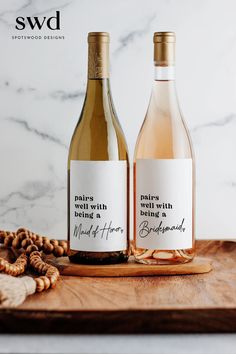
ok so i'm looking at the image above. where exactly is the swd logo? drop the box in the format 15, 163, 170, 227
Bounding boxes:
15, 11, 60, 30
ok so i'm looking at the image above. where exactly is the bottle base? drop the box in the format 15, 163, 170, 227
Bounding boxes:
68, 250, 128, 265
133, 248, 195, 265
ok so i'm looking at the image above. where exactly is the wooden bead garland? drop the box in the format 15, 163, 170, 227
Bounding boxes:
0, 228, 68, 257
30, 251, 60, 290
0, 253, 27, 276
0, 228, 67, 294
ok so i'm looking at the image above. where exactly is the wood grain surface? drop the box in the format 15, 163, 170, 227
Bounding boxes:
47, 255, 212, 276
0, 240, 236, 334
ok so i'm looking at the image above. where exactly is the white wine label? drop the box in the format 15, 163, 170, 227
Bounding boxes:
70, 160, 127, 252
136, 159, 192, 250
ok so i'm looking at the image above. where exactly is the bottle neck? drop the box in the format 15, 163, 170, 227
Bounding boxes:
88, 41, 109, 79
148, 33, 181, 120
85, 39, 110, 106
85, 78, 110, 101
154, 65, 175, 81
150, 65, 179, 114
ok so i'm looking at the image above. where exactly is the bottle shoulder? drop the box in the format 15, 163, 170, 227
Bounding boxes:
69, 109, 128, 162
134, 108, 193, 160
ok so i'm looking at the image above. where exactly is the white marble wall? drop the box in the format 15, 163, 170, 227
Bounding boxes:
0, 0, 235, 239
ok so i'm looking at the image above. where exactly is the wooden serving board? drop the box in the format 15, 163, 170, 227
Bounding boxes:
47, 255, 212, 276
0, 240, 236, 334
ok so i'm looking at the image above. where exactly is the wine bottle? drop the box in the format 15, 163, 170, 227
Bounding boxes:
68, 32, 129, 264
133, 32, 195, 264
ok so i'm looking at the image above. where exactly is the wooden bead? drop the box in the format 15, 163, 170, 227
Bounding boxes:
26, 244, 38, 255
30, 255, 41, 263
37, 264, 46, 273
41, 264, 50, 273
46, 266, 59, 275
35, 241, 43, 250
0, 258, 6, 271
48, 275, 58, 288
59, 240, 67, 247
30, 234, 37, 242
21, 238, 33, 249
16, 227, 27, 234
35, 277, 45, 292
30, 250, 42, 258
59, 241, 68, 255
4, 262, 10, 273
43, 242, 54, 254
8, 264, 17, 276
0, 231, 6, 243
12, 237, 22, 249
18, 264, 25, 273
46, 266, 59, 280
17, 232, 27, 242
4, 235, 14, 247
50, 239, 59, 247
39, 276, 50, 290
31, 260, 42, 270
53, 246, 64, 257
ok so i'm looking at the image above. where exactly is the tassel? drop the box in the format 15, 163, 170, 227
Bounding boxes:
0, 274, 36, 308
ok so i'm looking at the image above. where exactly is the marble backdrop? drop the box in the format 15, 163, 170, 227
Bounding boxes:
0, 0, 235, 239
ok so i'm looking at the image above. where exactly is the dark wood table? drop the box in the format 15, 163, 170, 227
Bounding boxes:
0, 240, 236, 333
